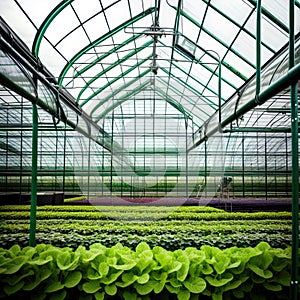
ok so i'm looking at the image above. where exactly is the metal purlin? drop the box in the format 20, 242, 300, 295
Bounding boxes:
0, 20, 127, 154
56, 7, 156, 87
187, 39, 300, 152
77, 40, 154, 102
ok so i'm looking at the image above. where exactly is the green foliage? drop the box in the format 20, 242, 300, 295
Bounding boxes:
0, 242, 296, 299
0, 205, 293, 250
0, 205, 296, 299
0, 207, 292, 222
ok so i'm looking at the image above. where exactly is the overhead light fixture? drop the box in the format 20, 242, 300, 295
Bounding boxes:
150, 64, 159, 75
175, 35, 196, 60
124, 26, 179, 37
126, 24, 180, 75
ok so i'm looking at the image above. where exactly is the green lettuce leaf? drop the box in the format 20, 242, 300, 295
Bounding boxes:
183, 277, 206, 293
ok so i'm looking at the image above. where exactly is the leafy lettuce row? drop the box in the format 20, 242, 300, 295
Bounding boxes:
0, 210, 292, 221
0, 242, 295, 300
0, 205, 224, 213
0, 230, 291, 251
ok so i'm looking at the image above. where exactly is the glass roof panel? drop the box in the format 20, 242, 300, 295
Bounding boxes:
230, 31, 257, 67
263, 0, 293, 29
56, 28, 90, 61
203, 8, 240, 45
0, 0, 299, 146
210, 0, 252, 25
224, 51, 255, 77
181, 0, 208, 24
196, 31, 228, 60
180, 15, 201, 42
260, 19, 288, 51
81, 13, 110, 41
72, 0, 101, 22
105, 1, 132, 29
245, 13, 288, 51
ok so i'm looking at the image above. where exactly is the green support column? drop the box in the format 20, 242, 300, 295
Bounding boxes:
218, 61, 222, 126
204, 139, 207, 198
29, 102, 38, 246
256, 0, 261, 97
185, 117, 189, 199
289, 1, 299, 299
290, 82, 299, 299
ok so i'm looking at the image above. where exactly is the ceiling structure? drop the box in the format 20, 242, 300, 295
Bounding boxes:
0, 0, 299, 172
1, 1, 300, 290
1, 0, 299, 139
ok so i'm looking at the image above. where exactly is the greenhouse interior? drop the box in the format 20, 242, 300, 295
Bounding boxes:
0, 0, 299, 299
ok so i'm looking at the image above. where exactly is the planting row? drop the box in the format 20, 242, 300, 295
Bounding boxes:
0, 242, 295, 300
0, 230, 291, 251
0, 221, 292, 251
0, 205, 223, 213
0, 218, 290, 235
0, 205, 293, 250
0, 209, 292, 222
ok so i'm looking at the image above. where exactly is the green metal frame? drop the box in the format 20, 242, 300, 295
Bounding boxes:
77, 40, 154, 102
73, 33, 143, 80
289, 1, 299, 299
57, 7, 156, 86
29, 102, 38, 246
168, 4, 256, 68
33, 0, 75, 56
0, 1, 299, 271
89, 68, 152, 115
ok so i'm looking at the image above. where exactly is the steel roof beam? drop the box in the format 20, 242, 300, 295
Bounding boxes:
88, 64, 152, 115
178, 10, 256, 69
188, 62, 300, 151
77, 40, 153, 101
57, 7, 156, 85
246, 0, 289, 33
200, 0, 276, 54
93, 80, 150, 120
155, 77, 209, 122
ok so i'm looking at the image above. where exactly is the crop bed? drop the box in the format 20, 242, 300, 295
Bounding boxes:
0, 205, 298, 299
0, 241, 294, 300
67, 197, 294, 212
0, 205, 293, 250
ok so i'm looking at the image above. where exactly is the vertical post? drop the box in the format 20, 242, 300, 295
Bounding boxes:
218, 60, 222, 126
285, 134, 289, 197
5, 121, 8, 194
102, 119, 105, 197
204, 139, 207, 198
110, 116, 114, 201
242, 135, 245, 198
29, 102, 38, 246
289, 1, 299, 299
185, 117, 189, 199
87, 134, 91, 200
251, 163, 253, 196
264, 133, 268, 200
62, 128, 66, 193
256, 0, 261, 96
20, 97, 24, 195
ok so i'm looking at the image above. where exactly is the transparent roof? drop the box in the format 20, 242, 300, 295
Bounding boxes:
0, 0, 300, 173
1, 0, 299, 132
